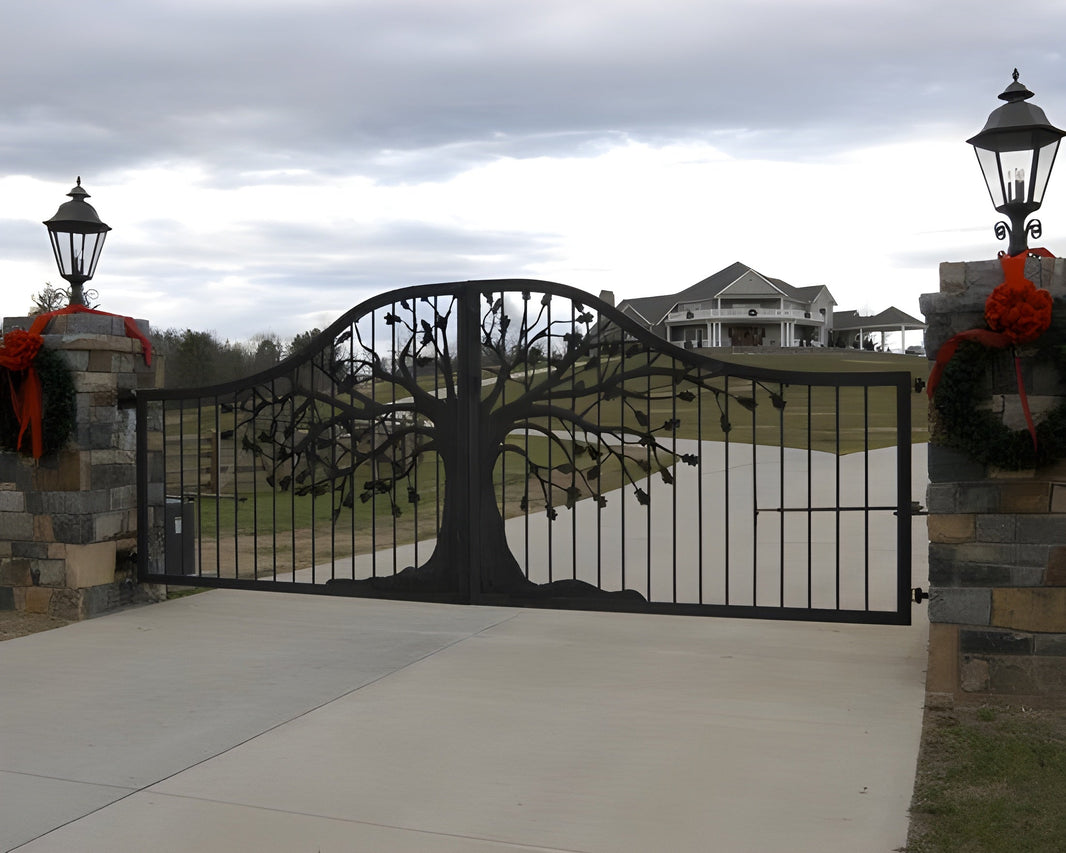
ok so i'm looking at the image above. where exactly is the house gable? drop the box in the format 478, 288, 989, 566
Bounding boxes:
616, 294, 678, 328
716, 269, 786, 300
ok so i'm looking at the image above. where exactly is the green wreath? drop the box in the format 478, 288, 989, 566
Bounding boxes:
0, 346, 77, 455
931, 338, 1066, 470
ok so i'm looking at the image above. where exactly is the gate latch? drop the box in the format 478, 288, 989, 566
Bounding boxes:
911, 587, 928, 605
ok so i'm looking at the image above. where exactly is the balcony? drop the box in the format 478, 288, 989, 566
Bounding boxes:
666, 306, 825, 323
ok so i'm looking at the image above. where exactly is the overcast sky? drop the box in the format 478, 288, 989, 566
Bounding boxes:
3, 0, 1066, 344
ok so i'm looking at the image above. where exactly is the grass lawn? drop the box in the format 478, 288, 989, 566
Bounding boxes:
903, 705, 1066, 852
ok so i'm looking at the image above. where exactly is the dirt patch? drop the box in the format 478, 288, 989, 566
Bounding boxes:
0, 610, 72, 641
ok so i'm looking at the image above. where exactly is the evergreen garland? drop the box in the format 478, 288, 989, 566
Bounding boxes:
0, 346, 77, 455
931, 338, 1066, 470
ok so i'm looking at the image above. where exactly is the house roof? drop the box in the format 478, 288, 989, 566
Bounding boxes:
617, 294, 679, 328
833, 307, 926, 332
616, 262, 836, 324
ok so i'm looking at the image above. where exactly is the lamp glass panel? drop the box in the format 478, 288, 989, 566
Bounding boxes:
975, 148, 1005, 207
998, 149, 1035, 205
48, 231, 75, 278
81, 231, 106, 279
73, 234, 89, 277
1032, 140, 1060, 204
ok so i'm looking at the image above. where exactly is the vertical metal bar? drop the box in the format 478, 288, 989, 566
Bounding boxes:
371, 311, 378, 577
433, 297, 441, 555
231, 394, 239, 579
195, 399, 204, 576
523, 293, 530, 577
595, 311, 602, 591
456, 283, 481, 602
723, 374, 730, 605
619, 334, 626, 591
496, 294, 505, 574
896, 375, 913, 624
349, 325, 356, 579
271, 377, 278, 581
864, 385, 871, 611
390, 303, 398, 577
696, 369, 703, 604
289, 384, 296, 580
671, 357, 678, 603
309, 351, 319, 585
411, 300, 419, 571
175, 400, 184, 576
570, 300, 577, 580
807, 384, 813, 609
645, 351, 652, 599
250, 389, 259, 580
546, 295, 553, 584
160, 400, 169, 577
834, 385, 841, 611
329, 351, 337, 583
135, 393, 149, 579
750, 377, 757, 607
212, 397, 222, 577
778, 381, 785, 607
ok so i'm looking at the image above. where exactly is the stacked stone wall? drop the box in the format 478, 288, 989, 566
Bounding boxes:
0, 312, 164, 619
921, 257, 1066, 706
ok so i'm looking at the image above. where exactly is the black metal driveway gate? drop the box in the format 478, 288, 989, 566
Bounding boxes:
137, 279, 916, 624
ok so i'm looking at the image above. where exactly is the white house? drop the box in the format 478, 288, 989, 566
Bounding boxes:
616, 262, 837, 348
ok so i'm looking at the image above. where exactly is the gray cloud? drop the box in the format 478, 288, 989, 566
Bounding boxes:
7, 0, 1064, 186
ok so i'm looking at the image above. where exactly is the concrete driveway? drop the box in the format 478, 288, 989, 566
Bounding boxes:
1, 578, 927, 852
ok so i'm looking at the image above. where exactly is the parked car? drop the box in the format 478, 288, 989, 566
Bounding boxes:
905, 345, 925, 355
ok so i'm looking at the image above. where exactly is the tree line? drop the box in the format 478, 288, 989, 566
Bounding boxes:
149, 328, 322, 389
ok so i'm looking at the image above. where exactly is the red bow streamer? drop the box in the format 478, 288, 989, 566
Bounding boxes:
1, 306, 151, 459
927, 252, 1054, 452
0, 329, 45, 458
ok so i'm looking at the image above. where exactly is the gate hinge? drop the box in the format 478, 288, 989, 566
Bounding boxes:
912, 587, 928, 605
894, 502, 927, 517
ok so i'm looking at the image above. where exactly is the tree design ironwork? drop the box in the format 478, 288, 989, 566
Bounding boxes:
228, 282, 768, 600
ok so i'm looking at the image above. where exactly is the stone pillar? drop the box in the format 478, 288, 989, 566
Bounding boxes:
921, 257, 1066, 706
0, 312, 164, 619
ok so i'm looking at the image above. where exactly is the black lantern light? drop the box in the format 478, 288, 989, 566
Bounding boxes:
968, 70, 1065, 257
43, 177, 111, 306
